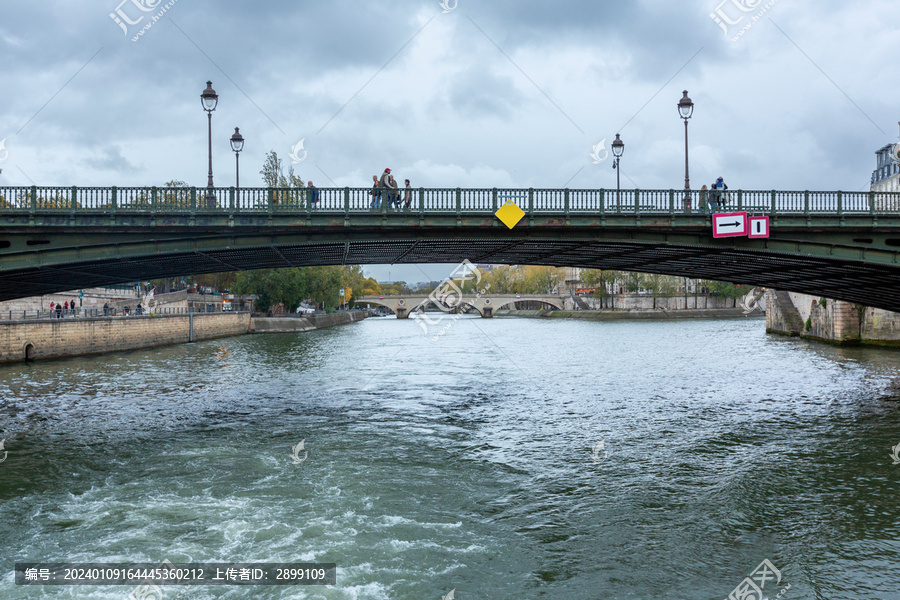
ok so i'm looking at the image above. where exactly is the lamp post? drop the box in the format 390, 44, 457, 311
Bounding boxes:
230, 127, 244, 189
611, 133, 624, 212
678, 90, 694, 211
201, 80, 219, 208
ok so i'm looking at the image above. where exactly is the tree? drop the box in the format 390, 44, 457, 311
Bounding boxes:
260, 150, 305, 205
581, 269, 619, 296
520, 266, 564, 293
260, 151, 288, 188
161, 179, 191, 208
481, 265, 516, 294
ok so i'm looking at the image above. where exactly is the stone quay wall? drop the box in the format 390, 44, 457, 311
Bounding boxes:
566, 294, 750, 311
0, 312, 251, 363
251, 311, 370, 332
765, 289, 900, 347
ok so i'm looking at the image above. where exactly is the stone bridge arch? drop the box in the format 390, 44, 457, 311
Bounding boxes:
355, 295, 566, 318
489, 297, 564, 312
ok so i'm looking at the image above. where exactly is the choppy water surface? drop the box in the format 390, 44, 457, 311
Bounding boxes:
1, 315, 899, 599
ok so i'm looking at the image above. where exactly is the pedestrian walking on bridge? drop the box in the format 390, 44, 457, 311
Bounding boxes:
370, 175, 381, 209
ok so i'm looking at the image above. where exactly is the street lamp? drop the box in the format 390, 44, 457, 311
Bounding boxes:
201, 80, 219, 208
678, 90, 694, 211
611, 133, 624, 211
230, 127, 244, 189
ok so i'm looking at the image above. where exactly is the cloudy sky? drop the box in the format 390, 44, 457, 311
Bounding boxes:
0, 0, 897, 284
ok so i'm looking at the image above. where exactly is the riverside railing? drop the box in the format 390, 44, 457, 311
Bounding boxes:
1, 186, 899, 216
1, 306, 248, 321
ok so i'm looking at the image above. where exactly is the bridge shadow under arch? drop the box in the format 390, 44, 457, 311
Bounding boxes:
3, 219, 900, 311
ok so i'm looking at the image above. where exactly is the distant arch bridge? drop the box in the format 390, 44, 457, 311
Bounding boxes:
355, 294, 565, 318
3, 185, 900, 311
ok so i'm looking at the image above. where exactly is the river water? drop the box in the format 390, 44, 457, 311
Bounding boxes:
1, 315, 899, 599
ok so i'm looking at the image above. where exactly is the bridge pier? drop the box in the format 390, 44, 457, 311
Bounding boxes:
481, 307, 493, 318
396, 307, 409, 319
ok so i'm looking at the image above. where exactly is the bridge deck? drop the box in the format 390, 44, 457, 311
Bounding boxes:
1, 185, 899, 215
3, 187, 900, 310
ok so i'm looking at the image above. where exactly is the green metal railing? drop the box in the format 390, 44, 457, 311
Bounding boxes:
1, 186, 899, 216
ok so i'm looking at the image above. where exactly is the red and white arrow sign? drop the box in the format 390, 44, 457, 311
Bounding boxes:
748, 216, 770, 238
712, 212, 748, 238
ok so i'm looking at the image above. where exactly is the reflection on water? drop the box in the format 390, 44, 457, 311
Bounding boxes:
1, 316, 899, 599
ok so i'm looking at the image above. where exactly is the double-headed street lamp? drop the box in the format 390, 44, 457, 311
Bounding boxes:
230, 127, 244, 189
678, 90, 694, 211
611, 133, 624, 211
201, 80, 219, 208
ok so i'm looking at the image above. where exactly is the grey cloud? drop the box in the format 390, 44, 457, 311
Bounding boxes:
0, 0, 895, 195
84, 145, 139, 172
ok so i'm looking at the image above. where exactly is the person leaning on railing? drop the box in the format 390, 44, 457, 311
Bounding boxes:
370, 175, 381, 209
307, 181, 319, 208
403, 179, 412, 210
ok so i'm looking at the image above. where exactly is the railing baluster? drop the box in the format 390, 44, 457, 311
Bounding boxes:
1, 185, 898, 222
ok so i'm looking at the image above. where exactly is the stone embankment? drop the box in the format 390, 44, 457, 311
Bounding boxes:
765, 289, 900, 347
0, 312, 250, 363
0, 311, 369, 363
495, 308, 762, 320
250, 311, 369, 332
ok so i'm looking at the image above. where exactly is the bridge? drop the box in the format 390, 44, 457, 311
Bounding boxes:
2, 185, 900, 310
356, 294, 565, 318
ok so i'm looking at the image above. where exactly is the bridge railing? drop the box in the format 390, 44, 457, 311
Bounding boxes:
2, 186, 899, 215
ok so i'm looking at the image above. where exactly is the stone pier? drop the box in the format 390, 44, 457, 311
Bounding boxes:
765, 289, 900, 347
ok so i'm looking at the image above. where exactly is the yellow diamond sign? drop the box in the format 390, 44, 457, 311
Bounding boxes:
495, 201, 525, 229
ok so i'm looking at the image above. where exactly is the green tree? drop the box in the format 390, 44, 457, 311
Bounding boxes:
581, 269, 619, 297
260, 151, 288, 188
261, 150, 305, 205
520, 266, 564, 293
